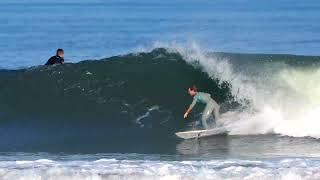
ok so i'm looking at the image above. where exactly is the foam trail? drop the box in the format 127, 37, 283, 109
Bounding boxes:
135, 106, 160, 127
152, 42, 320, 138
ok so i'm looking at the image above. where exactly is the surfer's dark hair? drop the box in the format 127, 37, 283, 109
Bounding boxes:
189, 86, 198, 92
56, 48, 64, 55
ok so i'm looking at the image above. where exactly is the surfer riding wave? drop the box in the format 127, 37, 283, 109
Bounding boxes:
184, 86, 220, 129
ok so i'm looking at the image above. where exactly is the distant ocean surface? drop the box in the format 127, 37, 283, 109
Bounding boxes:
0, 0, 320, 69
1, 0, 320, 179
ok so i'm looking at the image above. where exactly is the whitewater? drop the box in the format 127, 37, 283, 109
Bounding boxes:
0, 153, 318, 180
148, 42, 320, 139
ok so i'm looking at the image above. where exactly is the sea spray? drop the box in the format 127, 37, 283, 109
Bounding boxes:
152, 42, 320, 138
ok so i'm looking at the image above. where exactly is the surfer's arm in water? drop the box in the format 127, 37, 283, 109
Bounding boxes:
184, 97, 197, 119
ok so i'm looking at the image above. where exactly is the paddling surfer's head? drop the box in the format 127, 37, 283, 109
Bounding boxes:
56, 48, 64, 58
188, 86, 198, 96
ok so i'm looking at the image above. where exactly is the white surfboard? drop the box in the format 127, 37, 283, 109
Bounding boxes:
175, 127, 227, 139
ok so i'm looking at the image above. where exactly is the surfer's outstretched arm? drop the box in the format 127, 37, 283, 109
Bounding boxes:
184, 99, 197, 119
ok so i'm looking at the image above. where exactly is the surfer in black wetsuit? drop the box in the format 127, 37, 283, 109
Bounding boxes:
45, 49, 65, 65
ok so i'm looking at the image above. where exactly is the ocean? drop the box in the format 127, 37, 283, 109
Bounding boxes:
1, 0, 320, 179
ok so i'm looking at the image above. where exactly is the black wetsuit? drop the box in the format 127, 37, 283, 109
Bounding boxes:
45, 55, 64, 65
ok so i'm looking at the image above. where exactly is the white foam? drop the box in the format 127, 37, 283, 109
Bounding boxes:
35, 159, 54, 163
94, 158, 117, 163
1, 158, 319, 180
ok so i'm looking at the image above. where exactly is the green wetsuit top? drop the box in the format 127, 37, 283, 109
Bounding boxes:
189, 92, 216, 109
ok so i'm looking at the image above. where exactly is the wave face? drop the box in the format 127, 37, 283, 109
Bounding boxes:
0, 48, 233, 152
0, 47, 320, 152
